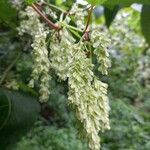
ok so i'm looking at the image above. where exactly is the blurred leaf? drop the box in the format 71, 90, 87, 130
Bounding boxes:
25, 0, 37, 5
15, 122, 88, 150
56, 0, 63, 5
0, 89, 40, 150
0, 0, 17, 28
141, 5, 150, 45
87, 0, 107, 5
104, 5, 120, 28
105, 0, 150, 5
0, 90, 9, 129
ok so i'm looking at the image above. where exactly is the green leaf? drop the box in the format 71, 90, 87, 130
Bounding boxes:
0, 0, 17, 28
141, 5, 150, 45
56, 0, 63, 5
0, 90, 10, 130
87, 0, 107, 5
105, 0, 150, 5
25, 0, 37, 5
104, 5, 120, 28
0, 89, 40, 149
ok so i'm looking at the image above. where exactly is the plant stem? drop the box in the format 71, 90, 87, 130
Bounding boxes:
43, 2, 66, 13
60, 21, 83, 32
32, 4, 60, 30
83, 5, 93, 34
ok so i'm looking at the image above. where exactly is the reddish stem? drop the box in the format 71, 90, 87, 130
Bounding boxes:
32, 4, 60, 30
83, 6, 93, 34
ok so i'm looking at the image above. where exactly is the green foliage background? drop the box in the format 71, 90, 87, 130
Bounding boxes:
0, 0, 150, 150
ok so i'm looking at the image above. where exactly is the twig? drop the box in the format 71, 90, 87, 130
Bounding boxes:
0, 53, 21, 86
83, 6, 93, 34
32, 3, 60, 30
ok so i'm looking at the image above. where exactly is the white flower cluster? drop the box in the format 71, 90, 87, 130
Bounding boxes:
50, 29, 110, 150
137, 49, 150, 87
67, 43, 110, 150
91, 30, 111, 75
18, 6, 51, 102
16, 4, 111, 149
50, 29, 75, 80
18, 7, 42, 36
5, 79, 19, 90
109, 8, 145, 54
10, 0, 23, 9
70, 3, 86, 29
45, 6, 57, 20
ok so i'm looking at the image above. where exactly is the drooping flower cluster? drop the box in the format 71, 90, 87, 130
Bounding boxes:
50, 29, 75, 80
67, 43, 110, 150
17, 3, 111, 150
18, 6, 51, 102
91, 30, 111, 75
49, 28, 110, 150
109, 8, 145, 54
137, 48, 150, 87
69, 3, 86, 29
